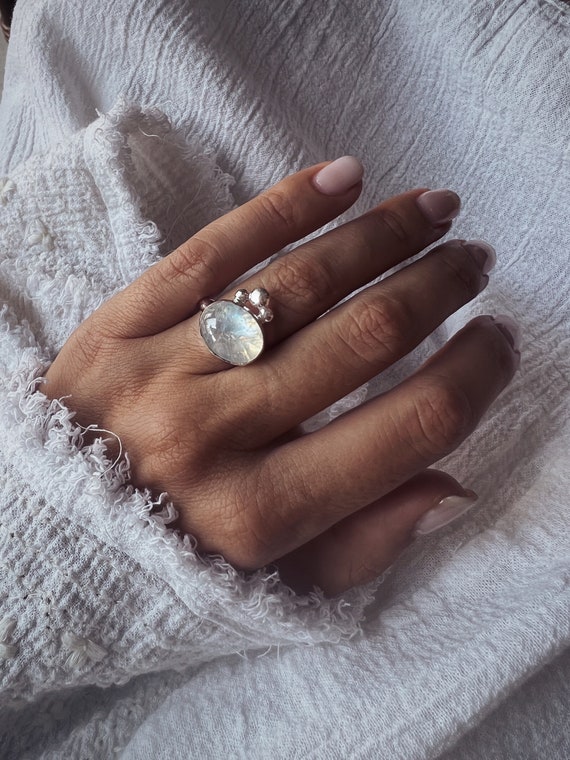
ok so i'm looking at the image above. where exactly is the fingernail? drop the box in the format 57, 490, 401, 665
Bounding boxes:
416, 189, 461, 226
413, 490, 478, 536
492, 315, 522, 353
312, 156, 364, 196
463, 240, 496, 275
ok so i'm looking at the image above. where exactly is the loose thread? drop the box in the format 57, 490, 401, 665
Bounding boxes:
76, 423, 124, 475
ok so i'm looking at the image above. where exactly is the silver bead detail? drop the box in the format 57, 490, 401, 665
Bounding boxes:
258, 306, 273, 323
249, 287, 270, 307
234, 289, 249, 304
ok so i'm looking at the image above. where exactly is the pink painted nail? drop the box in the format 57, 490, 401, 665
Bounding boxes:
312, 156, 364, 196
413, 490, 478, 536
416, 189, 461, 226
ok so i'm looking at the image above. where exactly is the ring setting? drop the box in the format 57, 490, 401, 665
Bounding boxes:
199, 287, 273, 366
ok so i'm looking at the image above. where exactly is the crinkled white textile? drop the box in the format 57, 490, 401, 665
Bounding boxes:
0, 0, 569, 758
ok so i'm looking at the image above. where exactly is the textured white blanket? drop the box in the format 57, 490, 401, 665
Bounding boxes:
0, 0, 569, 758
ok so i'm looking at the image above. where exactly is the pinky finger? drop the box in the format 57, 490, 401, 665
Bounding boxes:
275, 470, 478, 596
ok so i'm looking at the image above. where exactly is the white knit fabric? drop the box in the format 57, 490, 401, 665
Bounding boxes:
0, 0, 569, 758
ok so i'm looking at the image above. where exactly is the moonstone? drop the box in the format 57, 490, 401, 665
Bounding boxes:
199, 300, 264, 365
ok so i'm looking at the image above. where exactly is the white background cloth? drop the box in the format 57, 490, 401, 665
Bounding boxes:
0, 0, 569, 757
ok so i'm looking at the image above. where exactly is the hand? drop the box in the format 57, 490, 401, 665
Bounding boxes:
44, 157, 520, 596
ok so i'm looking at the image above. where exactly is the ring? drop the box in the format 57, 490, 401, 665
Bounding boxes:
199, 287, 274, 366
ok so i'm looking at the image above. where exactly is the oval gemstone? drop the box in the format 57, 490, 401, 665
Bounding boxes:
199, 300, 264, 365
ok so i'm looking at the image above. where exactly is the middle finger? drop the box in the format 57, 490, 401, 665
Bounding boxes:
167, 187, 460, 372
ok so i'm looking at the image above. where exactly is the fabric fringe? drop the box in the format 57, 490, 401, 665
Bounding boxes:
1, 330, 377, 649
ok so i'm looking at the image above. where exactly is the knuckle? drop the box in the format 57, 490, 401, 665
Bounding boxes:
272, 253, 334, 308
236, 519, 273, 568
411, 379, 475, 457
218, 493, 275, 569
439, 246, 482, 298
185, 458, 282, 570
142, 414, 188, 473
156, 235, 222, 288
347, 557, 381, 589
341, 296, 412, 364
71, 324, 104, 365
67, 319, 117, 371
229, 457, 315, 568
375, 206, 411, 246
256, 189, 299, 229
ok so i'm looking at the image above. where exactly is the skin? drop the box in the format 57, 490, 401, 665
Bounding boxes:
43, 161, 519, 596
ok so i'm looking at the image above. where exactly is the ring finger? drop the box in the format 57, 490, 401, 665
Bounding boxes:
234, 236, 495, 442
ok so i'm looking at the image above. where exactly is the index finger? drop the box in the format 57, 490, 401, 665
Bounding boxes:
102, 157, 365, 337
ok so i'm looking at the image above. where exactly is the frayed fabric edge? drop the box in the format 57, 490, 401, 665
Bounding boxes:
0, 343, 379, 649
84, 97, 238, 285
84, 99, 165, 284
0, 98, 377, 651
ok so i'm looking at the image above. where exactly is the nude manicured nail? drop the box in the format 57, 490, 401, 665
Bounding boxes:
312, 156, 364, 196
463, 240, 496, 274
416, 189, 461, 226
492, 315, 522, 353
413, 490, 478, 536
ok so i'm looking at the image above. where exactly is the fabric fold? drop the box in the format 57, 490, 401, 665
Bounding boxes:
1, 0, 570, 756
0, 102, 375, 707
